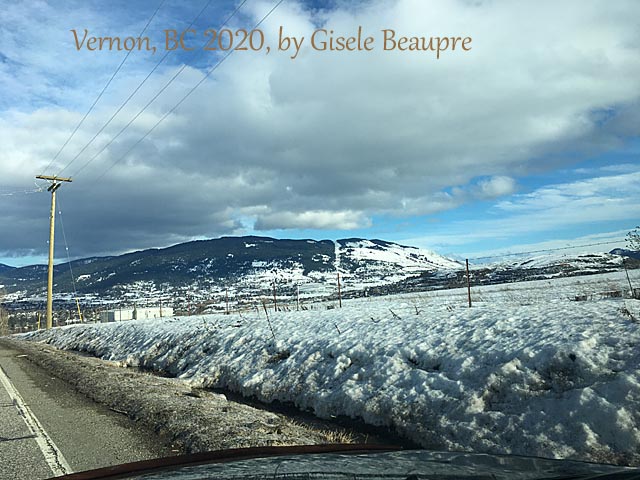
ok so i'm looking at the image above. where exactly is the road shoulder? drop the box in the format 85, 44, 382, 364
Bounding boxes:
0, 337, 341, 456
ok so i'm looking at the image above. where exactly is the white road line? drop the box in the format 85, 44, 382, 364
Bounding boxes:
0, 364, 72, 477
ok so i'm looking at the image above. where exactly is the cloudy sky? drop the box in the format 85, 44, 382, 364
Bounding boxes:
0, 0, 639, 266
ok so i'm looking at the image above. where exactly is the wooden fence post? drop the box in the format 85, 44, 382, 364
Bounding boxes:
272, 281, 278, 312
623, 258, 634, 297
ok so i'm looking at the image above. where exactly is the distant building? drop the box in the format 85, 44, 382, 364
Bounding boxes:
99, 306, 173, 322
100, 308, 135, 322
134, 306, 171, 320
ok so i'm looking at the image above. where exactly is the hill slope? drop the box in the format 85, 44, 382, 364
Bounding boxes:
0, 236, 460, 298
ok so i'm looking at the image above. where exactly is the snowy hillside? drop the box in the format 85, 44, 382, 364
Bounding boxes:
485, 252, 624, 272
22, 270, 640, 466
0, 236, 462, 303
190, 238, 463, 304
336, 239, 462, 289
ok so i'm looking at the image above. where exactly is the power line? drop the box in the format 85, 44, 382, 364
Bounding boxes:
40, 0, 167, 176
57, 198, 83, 322
90, 0, 286, 182
66, 0, 252, 179
56, 0, 220, 177
468, 239, 627, 262
0, 185, 44, 197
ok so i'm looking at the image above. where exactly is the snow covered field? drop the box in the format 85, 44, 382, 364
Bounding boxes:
21, 271, 640, 465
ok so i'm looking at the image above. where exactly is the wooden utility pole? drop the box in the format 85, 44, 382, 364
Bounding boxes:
337, 272, 342, 308
466, 259, 472, 308
36, 175, 72, 329
75, 298, 83, 322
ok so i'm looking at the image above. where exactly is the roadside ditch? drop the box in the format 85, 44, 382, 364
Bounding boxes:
0, 337, 414, 454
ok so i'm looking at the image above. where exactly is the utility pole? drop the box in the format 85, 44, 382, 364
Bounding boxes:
36, 175, 72, 329
466, 259, 472, 308
75, 298, 83, 322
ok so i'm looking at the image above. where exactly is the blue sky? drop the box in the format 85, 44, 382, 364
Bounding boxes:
0, 0, 639, 267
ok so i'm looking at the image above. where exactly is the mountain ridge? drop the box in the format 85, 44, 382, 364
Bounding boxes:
0, 235, 460, 296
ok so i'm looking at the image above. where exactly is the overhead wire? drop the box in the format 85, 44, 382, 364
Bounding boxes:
25, 1, 269, 324
56, 0, 221, 177
68, 0, 258, 180
91, 0, 287, 182
40, 0, 167, 177
57, 198, 83, 322
0, 185, 45, 196
467, 239, 627, 262
1, 180, 46, 192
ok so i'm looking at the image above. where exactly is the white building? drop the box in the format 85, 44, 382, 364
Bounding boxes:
134, 306, 172, 320
100, 308, 135, 322
100, 306, 173, 323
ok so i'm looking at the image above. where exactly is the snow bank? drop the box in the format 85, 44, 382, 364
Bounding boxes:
22, 282, 640, 465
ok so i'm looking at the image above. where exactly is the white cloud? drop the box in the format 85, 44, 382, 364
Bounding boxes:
403, 168, 640, 253
477, 176, 517, 199
495, 171, 640, 213
0, 0, 639, 257
255, 210, 372, 230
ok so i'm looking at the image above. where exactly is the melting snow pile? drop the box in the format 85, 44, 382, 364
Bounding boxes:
21, 276, 640, 465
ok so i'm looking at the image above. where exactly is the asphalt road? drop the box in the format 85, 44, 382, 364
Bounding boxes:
0, 345, 175, 480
